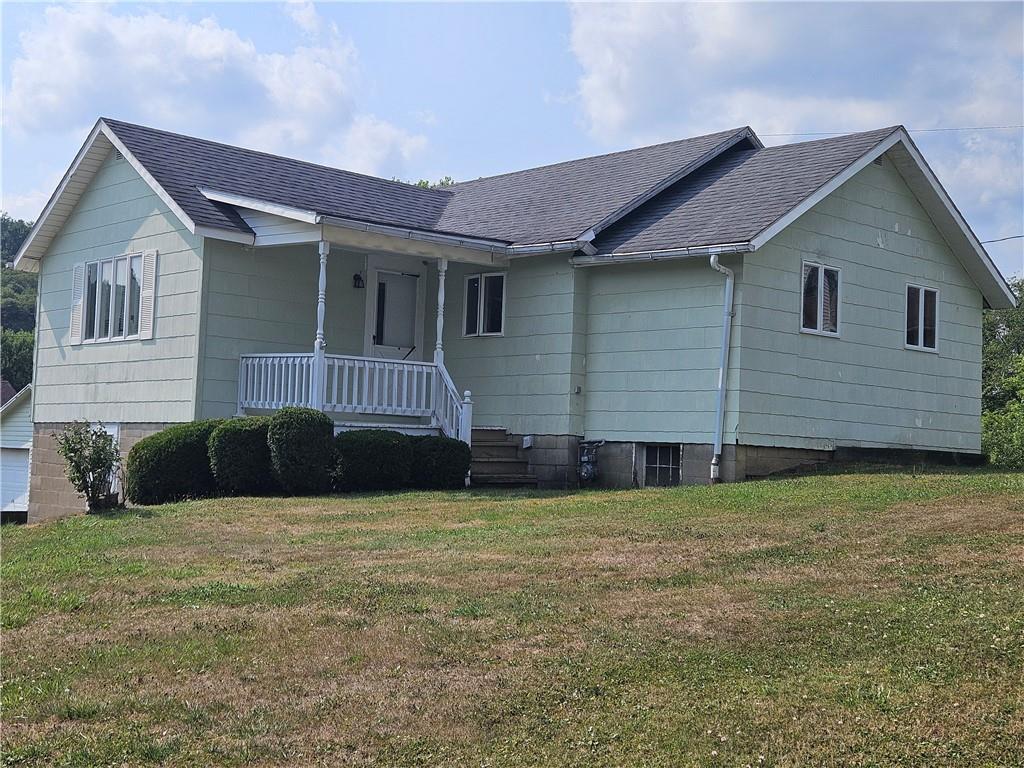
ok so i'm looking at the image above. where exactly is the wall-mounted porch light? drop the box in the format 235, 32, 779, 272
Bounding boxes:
352, 272, 364, 289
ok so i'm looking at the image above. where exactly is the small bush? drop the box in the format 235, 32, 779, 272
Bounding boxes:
983, 400, 1024, 469
53, 421, 121, 511
334, 429, 412, 492
267, 407, 335, 495
208, 417, 278, 496
409, 435, 472, 490
125, 420, 225, 505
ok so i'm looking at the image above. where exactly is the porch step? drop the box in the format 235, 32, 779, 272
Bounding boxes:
471, 473, 539, 488
470, 428, 537, 488
471, 456, 531, 475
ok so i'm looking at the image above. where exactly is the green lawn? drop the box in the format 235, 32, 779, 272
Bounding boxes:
2, 468, 1023, 767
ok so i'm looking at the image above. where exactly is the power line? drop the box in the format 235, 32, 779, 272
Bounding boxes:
762, 125, 1024, 137
981, 235, 1024, 244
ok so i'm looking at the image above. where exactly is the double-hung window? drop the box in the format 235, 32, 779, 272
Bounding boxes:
84, 254, 143, 341
72, 250, 155, 345
905, 284, 938, 351
800, 261, 840, 336
464, 273, 505, 336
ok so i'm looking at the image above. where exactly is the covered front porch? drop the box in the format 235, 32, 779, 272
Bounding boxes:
215, 205, 509, 446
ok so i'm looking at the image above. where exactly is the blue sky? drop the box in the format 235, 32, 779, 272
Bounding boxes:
2, 1, 1021, 278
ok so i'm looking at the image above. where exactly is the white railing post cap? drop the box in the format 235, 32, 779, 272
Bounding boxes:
462, 390, 472, 402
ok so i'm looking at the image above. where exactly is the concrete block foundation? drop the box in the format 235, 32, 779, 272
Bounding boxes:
28, 422, 171, 524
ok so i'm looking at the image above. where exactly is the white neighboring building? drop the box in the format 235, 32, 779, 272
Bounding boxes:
1, 385, 33, 515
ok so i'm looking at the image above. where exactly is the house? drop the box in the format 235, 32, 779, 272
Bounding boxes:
1, 384, 33, 522
14, 118, 1016, 522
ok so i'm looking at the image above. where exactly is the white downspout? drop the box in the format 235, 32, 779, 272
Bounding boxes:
709, 254, 735, 483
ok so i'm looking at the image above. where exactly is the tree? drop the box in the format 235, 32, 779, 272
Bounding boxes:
1, 212, 33, 265
1, 329, 33, 391
982, 276, 1024, 413
1, 269, 38, 332
53, 422, 122, 510
413, 176, 456, 189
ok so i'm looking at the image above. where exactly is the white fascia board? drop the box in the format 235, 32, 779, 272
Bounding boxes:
894, 132, 1017, 309
198, 188, 319, 225
0, 384, 32, 417
571, 242, 752, 267
99, 120, 197, 234
749, 129, 904, 250
194, 225, 256, 246
506, 240, 593, 257
579, 127, 762, 241
13, 121, 108, 271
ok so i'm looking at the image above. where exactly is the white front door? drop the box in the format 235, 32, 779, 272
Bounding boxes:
368, 268, 422, 359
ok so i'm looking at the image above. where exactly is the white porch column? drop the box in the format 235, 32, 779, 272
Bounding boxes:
310, 239, 329, 410
434, 257, 448, 365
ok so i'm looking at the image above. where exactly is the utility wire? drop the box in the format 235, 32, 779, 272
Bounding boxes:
762, 125, 1024, 137
981, 235, 1024, 244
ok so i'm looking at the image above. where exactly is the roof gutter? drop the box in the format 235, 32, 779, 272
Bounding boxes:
506, 239, 598, 257
569, 241, 753, 267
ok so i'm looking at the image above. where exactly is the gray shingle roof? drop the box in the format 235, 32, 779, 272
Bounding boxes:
103, 118, 453, 236
592, 127, 900, 254
101, 119, 898, 254
437, 128, 753, 243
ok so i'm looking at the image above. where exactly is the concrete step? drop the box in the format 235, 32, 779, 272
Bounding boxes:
471, 457, 531, 475
471, 442, 523, 460
472, 427, 513, 444
471, 472, 539, 488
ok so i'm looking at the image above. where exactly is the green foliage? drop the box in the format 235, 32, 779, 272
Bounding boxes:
1, 212, 33, 265
1, 268, 38, 332
412, 176, 456, 189
1, 328, 33, 390
983, 399, 1024, 469
124, 420, 225, 505
208, 417, 278, 496
333, 429, 412, 492
52, 422, 121, 510
409, 435, 471, 489
982, 276, 1023, 413
267, 407, 335, 495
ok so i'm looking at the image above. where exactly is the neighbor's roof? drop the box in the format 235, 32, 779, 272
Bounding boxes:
13, 118, 1016, 308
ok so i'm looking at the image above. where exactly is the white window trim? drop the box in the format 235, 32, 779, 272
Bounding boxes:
904, 282, 940, 353
799, 260, 842, 338
81, 252, 144, 344
462, 272, 506, 337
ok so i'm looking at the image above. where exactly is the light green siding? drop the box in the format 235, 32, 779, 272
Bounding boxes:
32, 151, 203, 424
736, 155, 984, 452
442, 255, 579, 436
582, 256, 741, 443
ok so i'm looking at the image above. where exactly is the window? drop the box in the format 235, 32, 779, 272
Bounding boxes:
82, 254, 144, 342
801, 262, 840, 335
905, 284, 938, 351
464, 273, 505, 336
644, 445, 681, 487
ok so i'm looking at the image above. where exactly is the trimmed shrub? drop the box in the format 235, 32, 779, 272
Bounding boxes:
334, 429, 412, 492
409, 435, 472, 490
267, 407, 335, 495
208, 417, 278, 496
125, 419, 225, 505
983, 400, 1024, 469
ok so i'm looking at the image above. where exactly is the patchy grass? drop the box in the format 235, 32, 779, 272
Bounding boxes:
2, 467, 1023, 766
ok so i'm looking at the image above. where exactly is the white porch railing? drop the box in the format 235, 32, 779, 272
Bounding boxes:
238, 353, 472, 443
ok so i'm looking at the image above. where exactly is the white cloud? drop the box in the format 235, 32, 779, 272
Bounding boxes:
568, 2, 1023, 276
1, 3, 427, 172
327, 115, 428, 178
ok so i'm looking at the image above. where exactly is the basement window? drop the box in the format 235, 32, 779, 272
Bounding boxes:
800, 261, 841, 336
644, 445, 681, 487
905, 284, 938, 352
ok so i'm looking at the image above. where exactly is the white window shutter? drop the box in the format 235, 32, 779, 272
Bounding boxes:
139, 249, 158, 340
69, 263, 85, 345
